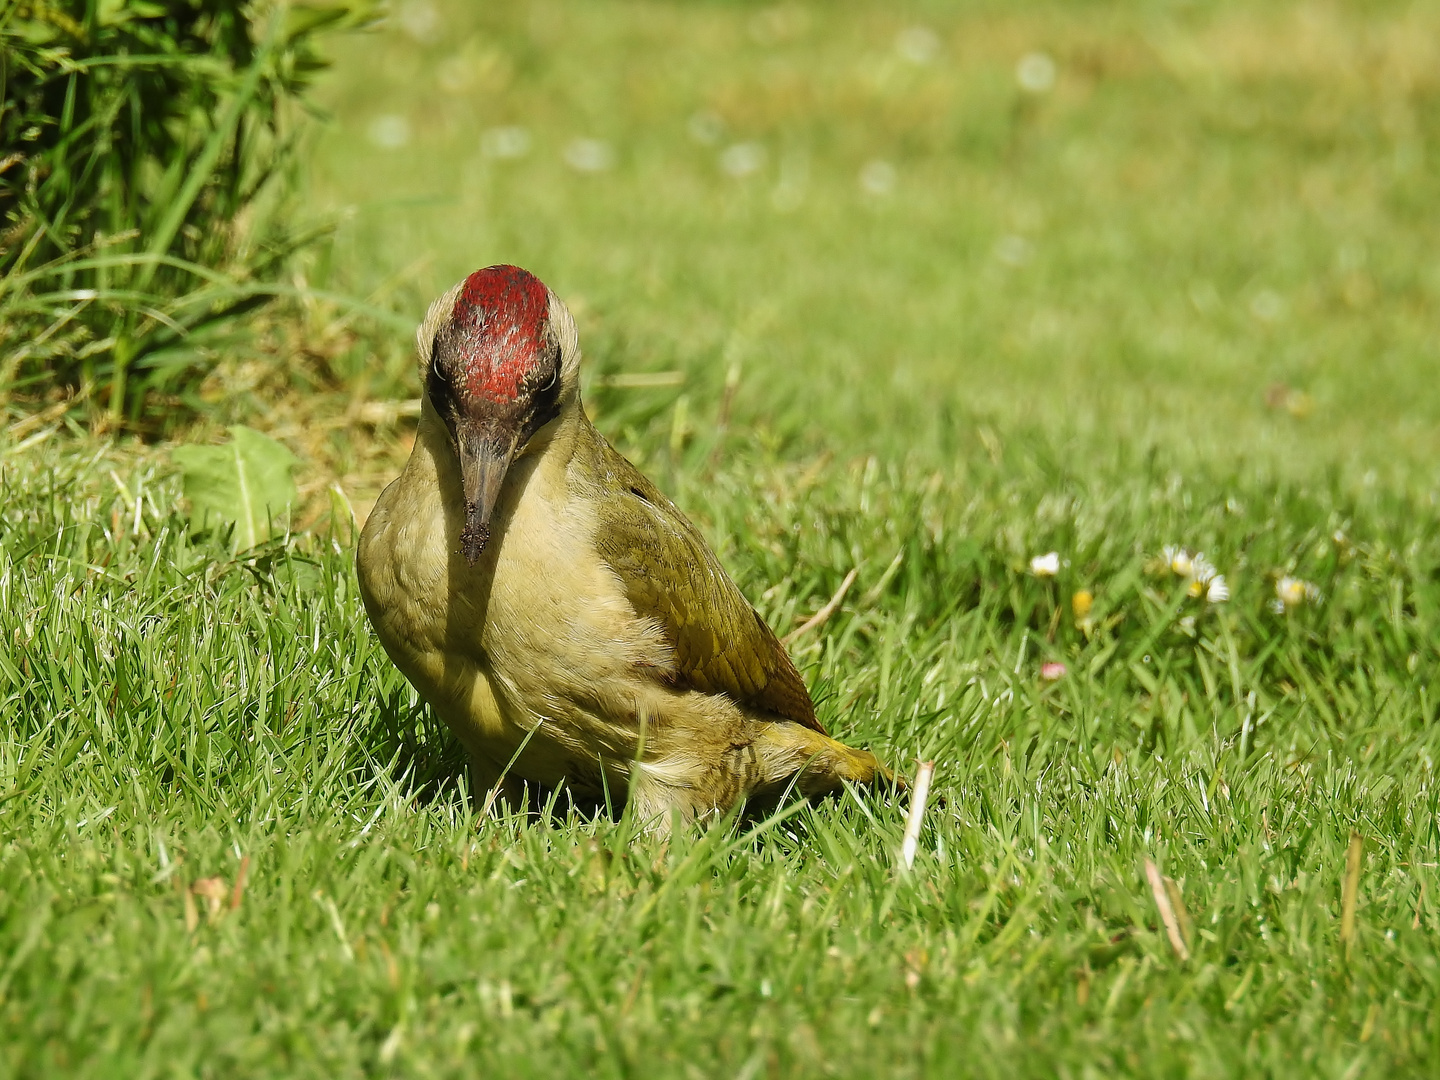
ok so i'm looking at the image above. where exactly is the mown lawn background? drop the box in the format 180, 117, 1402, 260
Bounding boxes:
3, 1, 1440, 1076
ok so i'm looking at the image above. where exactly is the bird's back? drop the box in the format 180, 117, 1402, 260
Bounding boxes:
569, 417, 823, 732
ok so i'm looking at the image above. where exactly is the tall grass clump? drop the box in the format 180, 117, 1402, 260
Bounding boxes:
0, 0, 377, 432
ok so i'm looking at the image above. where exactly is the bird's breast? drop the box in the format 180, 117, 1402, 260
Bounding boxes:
357, 411, 672, 781
480, 444, 672, 708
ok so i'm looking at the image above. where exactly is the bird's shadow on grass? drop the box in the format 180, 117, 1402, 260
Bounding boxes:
366, 688, 903, 836
367, 687, 616, 821
366, 687, 471, 808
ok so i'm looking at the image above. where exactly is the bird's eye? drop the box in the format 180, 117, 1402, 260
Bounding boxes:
539, 365, 558, 393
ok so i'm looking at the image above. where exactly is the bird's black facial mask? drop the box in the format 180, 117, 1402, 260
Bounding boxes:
428, 331, 563, 566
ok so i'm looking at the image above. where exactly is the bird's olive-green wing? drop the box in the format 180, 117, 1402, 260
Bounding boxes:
580, 423, 823, 733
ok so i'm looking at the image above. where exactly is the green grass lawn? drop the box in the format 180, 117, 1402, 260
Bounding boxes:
4, 1, 1440, 1075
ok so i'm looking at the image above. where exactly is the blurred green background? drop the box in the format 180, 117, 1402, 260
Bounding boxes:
307, 0, 1440, 496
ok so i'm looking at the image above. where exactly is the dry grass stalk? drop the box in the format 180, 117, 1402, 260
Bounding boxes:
7, 392, 83, 439
1144, 858, 1190, 961
229, 854, 251, 912
1162, 876, 1194, 954
1360, 1002, 1380, 1043
180, 877, 199, 933
478, 783, 507, 821
351, 399, 422, 426
782, 567, 859, 646
900, 760, 936, 871
597, 372, 685, 389
1341, 831, 1364, 957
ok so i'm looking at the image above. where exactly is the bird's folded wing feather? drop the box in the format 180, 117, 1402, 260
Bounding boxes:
581, 425, 823, 733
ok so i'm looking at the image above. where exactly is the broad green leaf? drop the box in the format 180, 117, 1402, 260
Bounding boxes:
172, 426, 299, 550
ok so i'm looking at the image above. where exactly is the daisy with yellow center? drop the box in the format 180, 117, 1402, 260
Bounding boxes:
1162, 545, 1193, 577
1030, 551, 1060, 577
1270, 575, 1321, 613
1163, 545, 1229, 604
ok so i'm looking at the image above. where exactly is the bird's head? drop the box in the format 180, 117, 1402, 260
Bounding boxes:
417, 265, 581, 564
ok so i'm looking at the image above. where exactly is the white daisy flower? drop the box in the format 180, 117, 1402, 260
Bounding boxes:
1183, 554, 1216, 596
895, 26, 941, 65
481, 126, 532, 160
1273, 575, 1321, 612
858, 159, 897, 196
1160, 545, 1229, 603
720, 142, 766, 178
564, 138, 615, 173
1016, 51, 1057, 94
1163, 545, 1193, 577
368, 114, 411, 150
1029, 551, 1060, 577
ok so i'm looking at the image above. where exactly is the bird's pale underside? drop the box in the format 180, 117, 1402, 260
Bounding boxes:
357, 265, 889, 826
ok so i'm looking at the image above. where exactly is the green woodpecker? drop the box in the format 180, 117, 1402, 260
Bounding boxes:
357, 265, 888, 824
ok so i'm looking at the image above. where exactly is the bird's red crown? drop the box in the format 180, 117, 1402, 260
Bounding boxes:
447, 265, 550, 403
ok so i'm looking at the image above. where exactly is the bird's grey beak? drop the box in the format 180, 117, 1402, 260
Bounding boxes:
456, 421, 517, 565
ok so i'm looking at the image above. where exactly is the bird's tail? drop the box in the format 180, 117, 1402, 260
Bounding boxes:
751, 722, 897, 799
